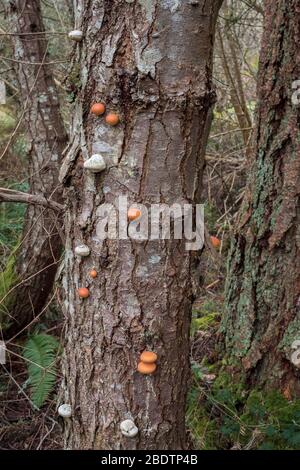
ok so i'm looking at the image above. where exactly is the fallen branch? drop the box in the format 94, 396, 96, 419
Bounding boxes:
0, 188, 64, 212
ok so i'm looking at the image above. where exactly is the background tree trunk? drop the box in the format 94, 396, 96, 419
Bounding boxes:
60, 0, 222, 450
223, 0, 300, 397
5, 0, 67, 335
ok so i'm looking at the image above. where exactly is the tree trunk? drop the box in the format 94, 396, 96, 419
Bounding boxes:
60, 0, 222, 450
223, 0, 300, 397
5, 0, 67, 335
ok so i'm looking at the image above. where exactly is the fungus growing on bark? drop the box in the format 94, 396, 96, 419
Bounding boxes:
74, 244, 90, 257
105, 113, 120, 126
83, 154, 106, 173
137, 362, 157, 375
140, 351, 158, 364
210, 236, 221, 248
90, 103, 106, 116
58, 404, 72, 418
78, 287, 89, 298
68, 30, 83, 42
120, 419, 139, 438
89, 269, 97, 278
291, 340, 300, 368
128, 208, 141, 221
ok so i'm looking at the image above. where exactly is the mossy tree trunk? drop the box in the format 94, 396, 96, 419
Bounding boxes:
5, 0, 67, 335
60, 0, 222, 450
223, 0, 300, 397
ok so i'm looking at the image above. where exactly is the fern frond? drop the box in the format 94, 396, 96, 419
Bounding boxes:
23, 334, 59, 408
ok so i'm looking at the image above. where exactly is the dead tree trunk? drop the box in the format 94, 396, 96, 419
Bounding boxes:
5, 0, 67, 335
223, 0, 300, 397
60, 0, 222, 450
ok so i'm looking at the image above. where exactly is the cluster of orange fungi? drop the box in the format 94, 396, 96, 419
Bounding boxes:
80, 107, 158, 377
90, 102, 120, 126
137, 351, 158, 375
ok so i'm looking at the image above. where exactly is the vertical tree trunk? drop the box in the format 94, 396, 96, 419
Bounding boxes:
60, 0, 222, 450
6, 0, 67, 334
223, 0, 300, 396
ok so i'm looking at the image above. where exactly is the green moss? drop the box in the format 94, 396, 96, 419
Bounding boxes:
191, 313, 219, 336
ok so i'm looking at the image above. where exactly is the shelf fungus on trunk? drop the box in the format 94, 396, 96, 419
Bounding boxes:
78, 287, 89, 299
83, 154, 106, 173
90, 103, 106, 116
120, 419, 139, 438
68, 30, 83, 42
58, 404, 72, 419
137, 351, 158, 375
128, 208, 141, 222
74, 244, 90, 257
291, 341, 300, 368
105, 112, 120, 126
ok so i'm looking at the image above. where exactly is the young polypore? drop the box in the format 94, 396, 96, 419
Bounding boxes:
75, 244, 90, 257
58, 404, 72, 419
83, 154, 106, 173
68, 30, 83, 42
120, 419, 139, 438
291, 340, 300, 368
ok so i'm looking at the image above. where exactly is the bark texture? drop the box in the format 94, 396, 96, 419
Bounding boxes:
223, 0, 300, 396
60, 0, 221, 450
6, 0, 67, 334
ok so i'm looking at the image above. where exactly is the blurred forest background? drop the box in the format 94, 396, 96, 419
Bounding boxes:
1, 0, 300, 451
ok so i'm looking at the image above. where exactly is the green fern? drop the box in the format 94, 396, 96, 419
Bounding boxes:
23, 334, 59, 408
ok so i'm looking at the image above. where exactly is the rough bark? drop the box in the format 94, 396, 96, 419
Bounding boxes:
60, 0, 222, 450
5, 0, 67, 335
223, 0, 300, 397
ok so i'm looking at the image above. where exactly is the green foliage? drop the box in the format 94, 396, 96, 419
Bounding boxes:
188, 369, 300, 450
23, 334, 60, 409
0, 182, 28, 252
0, 252, 18, 330
191, 299, 222, 336
204, 202, 219, 233
191, 313, 219, 337
0, 107, 15, 136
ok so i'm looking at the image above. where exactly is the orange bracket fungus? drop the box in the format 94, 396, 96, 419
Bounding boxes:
105, 112, 120, 126
90, 103, 106, 116
68, 30, 83, 42
137, 362, 157, 375
89, 269, 97, 278
78, 287, 89, 298
137, 350, 158, 375
128, 208, 141, 222
210, 235, 221, 249
140, 351, 158, 364
83, 154, 106, 173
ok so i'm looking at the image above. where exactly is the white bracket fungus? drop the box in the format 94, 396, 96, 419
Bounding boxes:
83, 154, 106, 173
68, 30, 83, 42
58, 404, 72, 418
74, 244, 90, 257
291, 340, 300, 368
120, 419, 139, 438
